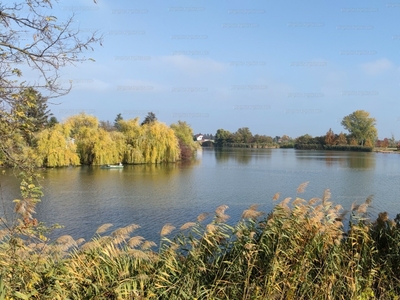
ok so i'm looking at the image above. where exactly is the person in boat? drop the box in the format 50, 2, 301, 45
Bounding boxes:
119, 162, 122, 166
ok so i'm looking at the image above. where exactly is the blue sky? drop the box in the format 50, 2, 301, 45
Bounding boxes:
51, 0, 400, 139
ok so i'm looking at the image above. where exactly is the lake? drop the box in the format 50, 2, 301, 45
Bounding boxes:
1, 148, 399, 244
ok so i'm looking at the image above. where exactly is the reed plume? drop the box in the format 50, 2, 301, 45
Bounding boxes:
160, 223, 175, 236
296, 181, 309, 194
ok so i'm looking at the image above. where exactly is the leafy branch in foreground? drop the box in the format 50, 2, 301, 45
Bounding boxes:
0, 0, 102, 105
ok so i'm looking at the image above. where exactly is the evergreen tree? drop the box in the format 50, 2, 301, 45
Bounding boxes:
48, 116, 59, 128
114, 113, 123, 131
141, 112, 157, 126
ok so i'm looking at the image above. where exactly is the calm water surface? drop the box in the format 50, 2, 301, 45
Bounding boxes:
1, 148, 399, 243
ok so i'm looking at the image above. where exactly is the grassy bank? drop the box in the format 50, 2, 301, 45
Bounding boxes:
1, 184, 400, 299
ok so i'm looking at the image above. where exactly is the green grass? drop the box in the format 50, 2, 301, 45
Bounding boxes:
1, 184, 400, 299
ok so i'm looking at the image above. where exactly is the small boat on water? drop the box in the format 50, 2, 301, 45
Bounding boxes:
101, 163, 124, 169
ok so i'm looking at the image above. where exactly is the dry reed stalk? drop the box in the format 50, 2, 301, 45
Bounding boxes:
75, 238, 85, 246
278, 197, 292, 211
215, 205, 229, 216
197, 212, 209, 222
80, 241, 98, 251
160, 223, 175, 236
141, 240, 156, 250
241, 209, 263, 219
297, 181, 309, 194
128, 249, 150, 260
216, 214, 230, 223
95, 223, 113, 234
128, 236, 145, 248
56, 235, 77, 251
351, 202, 359, 211
14, 198, 36, 219
180, 222, 196, 230
365, 195, 373, 205
0, 229, 8, 240
272, 192, 280, 201
357, 203, 368, 214
292, 197, 306, 206
322, 189, 331, 205
112, 224, 140, 237
206, 224, 217, 234
334, 204, 343, 211
308, 197, 321, 205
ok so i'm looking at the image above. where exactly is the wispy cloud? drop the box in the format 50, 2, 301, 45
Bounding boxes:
160, 55, 226, 76
360, 58, 394, 75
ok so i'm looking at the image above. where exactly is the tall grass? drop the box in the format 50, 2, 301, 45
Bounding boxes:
1, 184, 400, 299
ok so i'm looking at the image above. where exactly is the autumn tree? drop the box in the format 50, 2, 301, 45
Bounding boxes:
119, 118, 144, 163
65, 113, 122, 165
35, 123, 80, 167
325, 128, 335, 146
140, 121, 180, 163
364, 139, 373, 147
382, 138, 389, 148
341, 110, 378, 146
349, 138, 359, 146
335, 132, 347, 145
170, 121, 199, 160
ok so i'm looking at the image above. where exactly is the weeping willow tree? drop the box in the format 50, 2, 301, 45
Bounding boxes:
119, 118, 180, 164
109, 131, 127, 163
35, 114, 180, 165
64, 113, 122, 165
141, 121, 180, 163
170, 120, 200, 160
91, 128, 123, 165
35, 123, 80, 167
118, 118, 145, 163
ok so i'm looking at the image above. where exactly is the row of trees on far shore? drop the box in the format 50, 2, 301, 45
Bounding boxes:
213, 127, 286, 148
210, 110, 397, 150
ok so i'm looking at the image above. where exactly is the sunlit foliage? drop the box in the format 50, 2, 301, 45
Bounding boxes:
35, 124, 80, 167
171, 120, 199, 160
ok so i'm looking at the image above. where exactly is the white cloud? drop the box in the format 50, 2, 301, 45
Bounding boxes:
360, 58, 394, 75
160, 55, 226, 76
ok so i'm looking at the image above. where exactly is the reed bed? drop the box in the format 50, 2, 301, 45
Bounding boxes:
1, 183, 400, 299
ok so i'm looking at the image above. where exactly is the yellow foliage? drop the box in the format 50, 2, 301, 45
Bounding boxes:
35, 124, 80, 167
120, 119, 179, 164
34, 114, 181, 166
